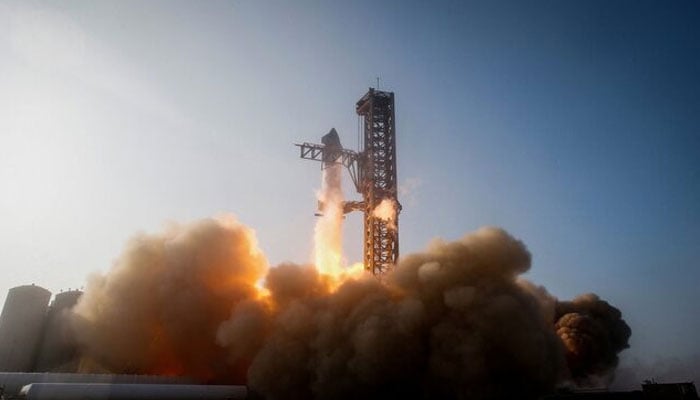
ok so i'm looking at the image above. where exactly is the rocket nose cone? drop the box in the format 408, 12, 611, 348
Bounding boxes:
322, 128, 342, 149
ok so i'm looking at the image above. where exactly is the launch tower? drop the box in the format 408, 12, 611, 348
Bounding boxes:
296, 88, 400, 275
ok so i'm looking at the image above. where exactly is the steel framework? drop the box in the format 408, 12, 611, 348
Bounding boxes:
356, 89, 399, 274
295, 88, 400, 275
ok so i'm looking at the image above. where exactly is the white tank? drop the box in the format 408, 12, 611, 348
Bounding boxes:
0, 285, 51, 372
19, 383, 247, 400
34, 290, 83, 372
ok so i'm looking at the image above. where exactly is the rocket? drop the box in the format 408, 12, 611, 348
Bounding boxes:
321, 128, 343, 167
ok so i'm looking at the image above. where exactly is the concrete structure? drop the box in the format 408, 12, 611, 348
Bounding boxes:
0, 285, 51, 372
34, 290, 83, 372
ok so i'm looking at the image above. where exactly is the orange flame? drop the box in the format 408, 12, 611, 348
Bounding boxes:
313, 165, 364, 287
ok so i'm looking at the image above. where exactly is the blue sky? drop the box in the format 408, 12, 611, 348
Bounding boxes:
1, 0, 698, 366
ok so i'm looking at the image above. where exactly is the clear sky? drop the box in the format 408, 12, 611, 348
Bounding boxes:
1, 0, 698, 368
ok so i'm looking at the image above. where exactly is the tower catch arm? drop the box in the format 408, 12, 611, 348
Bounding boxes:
295, 142, 361, 193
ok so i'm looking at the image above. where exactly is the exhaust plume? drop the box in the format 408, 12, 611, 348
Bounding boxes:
71, 216, 630, 400
313, 164, 345, 277
372, 198, 398, 231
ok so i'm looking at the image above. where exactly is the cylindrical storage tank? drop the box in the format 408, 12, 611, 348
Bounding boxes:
0, 373, 196, 396
34, 290, 83, 372
0, 285, 51, 372
19, 383, 248, 400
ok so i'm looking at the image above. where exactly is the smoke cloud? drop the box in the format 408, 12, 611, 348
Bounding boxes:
71, 216, 267, 382
71, 216, 630, 400
372, 199, 398, 231
555, 294, 632, 386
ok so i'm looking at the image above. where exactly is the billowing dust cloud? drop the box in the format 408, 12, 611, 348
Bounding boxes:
71, 217, 267, 382
71, 216, 630, 400
555, 294, 632, 386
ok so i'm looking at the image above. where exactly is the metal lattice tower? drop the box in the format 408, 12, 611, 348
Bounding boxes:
295, 88, 400, 275
356, 88, 399, 274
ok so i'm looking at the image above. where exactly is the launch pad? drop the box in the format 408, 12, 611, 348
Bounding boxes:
296, 88, 400, 275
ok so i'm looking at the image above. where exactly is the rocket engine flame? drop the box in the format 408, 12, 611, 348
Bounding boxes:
312, 163, 364, 284
313, 163, 345, 277
70, 214, 630, 400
